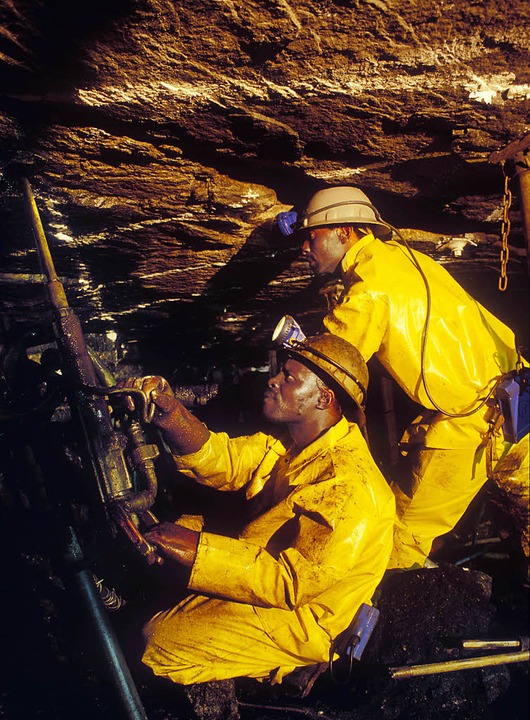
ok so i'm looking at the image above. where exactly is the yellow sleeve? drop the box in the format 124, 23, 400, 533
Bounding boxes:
323, 284, 389, 362
172, 430, 273, 492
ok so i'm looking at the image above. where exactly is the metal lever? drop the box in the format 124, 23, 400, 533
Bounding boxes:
80, 385, 156, 424
110, 503, 163, 566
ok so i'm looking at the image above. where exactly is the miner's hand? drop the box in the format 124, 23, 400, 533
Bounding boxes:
118, 375, 177, 428
144, 522, 199, 569
117, 375, 209, 454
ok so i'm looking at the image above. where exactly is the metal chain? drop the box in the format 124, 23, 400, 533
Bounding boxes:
498, 160, 512, 291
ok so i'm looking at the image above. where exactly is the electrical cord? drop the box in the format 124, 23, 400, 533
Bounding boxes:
379, 222, 501, 419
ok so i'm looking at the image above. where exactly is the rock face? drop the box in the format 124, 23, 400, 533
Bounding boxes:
0, 0, 529, 372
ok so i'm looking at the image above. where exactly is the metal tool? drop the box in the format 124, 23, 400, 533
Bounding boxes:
389, 636, 529, 679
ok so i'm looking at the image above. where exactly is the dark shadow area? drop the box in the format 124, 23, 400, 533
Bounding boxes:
135, 222, 303, 378
0, 0, 135, 93
391, 154, 503, 202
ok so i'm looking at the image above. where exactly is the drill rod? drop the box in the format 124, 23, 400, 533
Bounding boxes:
389, 648, 529, 679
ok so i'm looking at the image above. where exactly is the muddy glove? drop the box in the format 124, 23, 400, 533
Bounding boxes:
118, 375, 210, 455
119, 375, 178, 427
144, 521, 199, 569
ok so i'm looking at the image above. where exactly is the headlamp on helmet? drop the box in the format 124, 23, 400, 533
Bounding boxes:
275, 210, 299, 237
271, 315, 368, 409
272, 314, 306, 348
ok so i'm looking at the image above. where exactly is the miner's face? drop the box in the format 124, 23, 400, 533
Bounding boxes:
263, 357, 322, 424
301, 226, 347, 276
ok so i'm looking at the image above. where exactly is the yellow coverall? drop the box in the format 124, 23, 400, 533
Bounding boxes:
324, 232, 528, 569
142, 417, 395, 685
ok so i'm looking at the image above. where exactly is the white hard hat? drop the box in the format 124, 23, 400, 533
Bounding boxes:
300, 186, 389, 238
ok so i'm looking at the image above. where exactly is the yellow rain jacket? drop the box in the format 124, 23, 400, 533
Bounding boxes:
142, 417, 395, 685
323, 233, 526, 568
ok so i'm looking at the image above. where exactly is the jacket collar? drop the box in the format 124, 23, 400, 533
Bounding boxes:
341, 231, 376, 274
286, 416, 352, 482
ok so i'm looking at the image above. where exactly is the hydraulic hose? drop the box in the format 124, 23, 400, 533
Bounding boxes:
65, 526, 148, 720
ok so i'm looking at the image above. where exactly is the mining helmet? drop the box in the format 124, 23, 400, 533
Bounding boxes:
300, 186, 389, 238
272, 316, 368, 409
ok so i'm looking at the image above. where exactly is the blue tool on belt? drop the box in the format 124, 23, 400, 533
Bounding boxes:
340, 603, 380, 661
329, 603, 380, 683
496, 367, 530, 443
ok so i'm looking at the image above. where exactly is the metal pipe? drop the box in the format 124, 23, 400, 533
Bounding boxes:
389, 649, 530, 679
21, 177, 69, 310
462, 639, 523, 651
513, 154, 530, 276
21, 179, 135, 507
66, 526, 149, 720
380, 375, 400, 466
120, 421, 158, 513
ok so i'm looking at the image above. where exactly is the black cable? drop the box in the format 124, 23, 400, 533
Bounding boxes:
379, 221, 501, 419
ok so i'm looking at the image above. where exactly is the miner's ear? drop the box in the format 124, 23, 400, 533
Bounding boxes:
336, 226, 360, 244
335, 226, 350, 243
316, 387, 334, 410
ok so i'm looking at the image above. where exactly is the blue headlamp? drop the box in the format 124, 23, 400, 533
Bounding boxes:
275, 210, 299, 237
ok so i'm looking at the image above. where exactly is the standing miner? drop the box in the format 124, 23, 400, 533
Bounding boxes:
290, 185, 529, 570
121, 332, 394, 710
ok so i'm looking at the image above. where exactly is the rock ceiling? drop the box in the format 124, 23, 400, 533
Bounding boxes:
1, 0, 529, 375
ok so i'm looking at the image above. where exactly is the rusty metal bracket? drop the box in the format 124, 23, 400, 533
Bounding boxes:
488, 135, 530, 165
79, 384, 156, 424
109, 502, 163, 566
